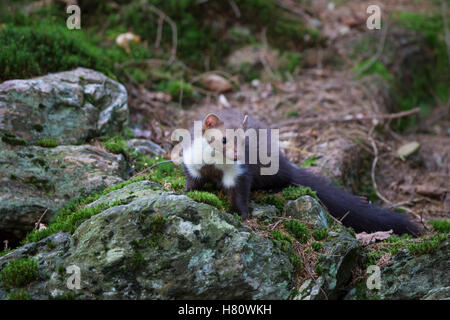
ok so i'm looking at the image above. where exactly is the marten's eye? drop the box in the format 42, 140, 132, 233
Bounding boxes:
222, 137, 227, 144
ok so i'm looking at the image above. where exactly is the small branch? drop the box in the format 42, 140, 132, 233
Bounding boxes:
354, 23, 389, 78
228, 0, 241, 18
368, 126, 393, 205
271, 107, 420, 128
34, 208, 49, 231
143, 1, 178, 64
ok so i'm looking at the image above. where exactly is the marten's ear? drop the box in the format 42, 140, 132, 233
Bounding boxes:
203, 113, 223, 131
242, 115, 248, 130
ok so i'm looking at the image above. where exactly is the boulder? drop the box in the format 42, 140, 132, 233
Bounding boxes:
0, 142, 127, 241
0, 181, 294, 300
0, 67, 128, 145
380, 242, 449, 300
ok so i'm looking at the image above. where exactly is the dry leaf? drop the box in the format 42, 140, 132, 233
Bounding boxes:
397, 141, 420, 161
356, 230, 393, 246
116, 32, 141, 54
202, 74, 232, 93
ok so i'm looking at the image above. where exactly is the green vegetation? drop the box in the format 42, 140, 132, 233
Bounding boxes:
253, 185, 319, 213
429, 220, 450, 233
354, 11, 449, 130
270, 230, 302, 271
407, 233, 448, 255
284, 220, 310, 243
311, 242, 323, 252
314, 264, 323, 276
125, 251, 145, 271
103, 135, 127, 154
23, 175, 148, 243
312, 228, 329, 241
1, 132, 27, 146
282, 186, 318, 201
0, 258, 39, 288
8, 290, 32, 300
36, 139, 58, 148
300, 155, 318, 168
0, 23, 118, 81
186, 191, 223, 210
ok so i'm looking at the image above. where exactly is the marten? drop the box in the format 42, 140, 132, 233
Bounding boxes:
180, 110, 420, 235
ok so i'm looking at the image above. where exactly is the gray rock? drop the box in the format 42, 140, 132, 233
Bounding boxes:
0, 141, 127, 240
126, 139, 165, 157
295, 227, 361, 300
380, 242, 449, 300
0, 67, 128, 145
0, 181, 294, 300
284, 196, 331, 229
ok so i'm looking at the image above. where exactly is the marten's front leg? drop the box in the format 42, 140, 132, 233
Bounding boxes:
183, 166, 204, 192
227, 175, 252, 220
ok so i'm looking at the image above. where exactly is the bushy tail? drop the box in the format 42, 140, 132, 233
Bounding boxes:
289, 166, 420, 235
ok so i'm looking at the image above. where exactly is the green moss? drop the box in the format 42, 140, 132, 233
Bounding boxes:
166, 81, 195, 103
282, 186, 318, 201
32, 124, 44, 132
8, 290, 31, 300
126, 251, 145, 271
46, 239, 56, 249
103, 135, 127, 154
1, 132, 27, 146
314, 264, 323, 276
0, 249, 11, 257
311, 241, 323, 252
0, 258, 39, 288
312, 227, 329, 241
0, 23, 117, 81
270, 230, 302, 272
300, 155, 318, 168
284, 220, 310, 243
186, 191, 223, 210
429, 220, 450, 233
57, 265, 65, 275
254, 194, 285, 211
36, 139, 58, 148
271, 230, 293, 243
407, 233, 448, 255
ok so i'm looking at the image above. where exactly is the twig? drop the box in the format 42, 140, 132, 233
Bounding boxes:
354, 23, 389, 78
228, 0, 241, 18
143, 1, 178, 64
368, 127, 394, 206
271, 107, 420, 128
34, 208, 49, 231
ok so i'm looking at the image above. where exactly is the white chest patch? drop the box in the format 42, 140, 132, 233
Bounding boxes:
183, 137, 244, 188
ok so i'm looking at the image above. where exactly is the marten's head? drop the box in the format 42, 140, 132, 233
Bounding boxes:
202, 113, 248, 162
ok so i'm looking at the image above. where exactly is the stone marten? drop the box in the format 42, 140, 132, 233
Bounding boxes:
180, 110, 420, 235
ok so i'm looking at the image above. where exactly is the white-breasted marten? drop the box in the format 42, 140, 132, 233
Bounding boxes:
181, 110, 420, 235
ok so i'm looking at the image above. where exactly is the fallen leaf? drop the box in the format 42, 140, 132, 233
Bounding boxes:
356, 230, 393, 246
397, 141, 420, 161
116, 32, 141, 54
415, 185, 446, 199
202, 74, 232, 93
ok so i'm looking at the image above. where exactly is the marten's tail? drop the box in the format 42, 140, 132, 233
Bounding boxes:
289, 165, 420, 235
